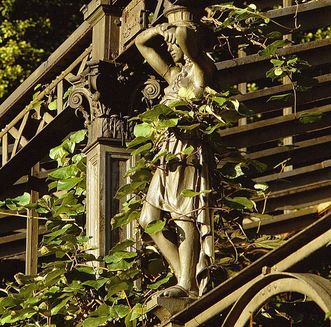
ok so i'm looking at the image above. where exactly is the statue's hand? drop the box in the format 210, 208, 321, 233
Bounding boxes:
157, 23, 177, 44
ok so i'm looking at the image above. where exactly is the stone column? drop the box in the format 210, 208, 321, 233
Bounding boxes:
85, 140, 133, 258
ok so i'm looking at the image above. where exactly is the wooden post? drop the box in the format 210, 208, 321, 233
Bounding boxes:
81, 0, 120, 61
25, 163, 40, 275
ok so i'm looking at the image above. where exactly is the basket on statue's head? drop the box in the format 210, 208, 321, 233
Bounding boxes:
163, 0, 205, 24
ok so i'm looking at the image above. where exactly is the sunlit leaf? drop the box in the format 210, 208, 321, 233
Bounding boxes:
133, 123, 154, 138
48, 99, 57, 110
181, 189, 211, 197
145, 220, 166, 235
147, 272, 172, 290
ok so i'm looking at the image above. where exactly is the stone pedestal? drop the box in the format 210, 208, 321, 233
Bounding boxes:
147, 295, 195, 325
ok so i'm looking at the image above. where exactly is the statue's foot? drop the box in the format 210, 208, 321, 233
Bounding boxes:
161, 285, 198, 298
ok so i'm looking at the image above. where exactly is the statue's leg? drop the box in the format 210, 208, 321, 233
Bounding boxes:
163, 218, 199, 297
140, 201, 181, 280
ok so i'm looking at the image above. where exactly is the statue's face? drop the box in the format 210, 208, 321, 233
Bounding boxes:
167, 43, 184, 63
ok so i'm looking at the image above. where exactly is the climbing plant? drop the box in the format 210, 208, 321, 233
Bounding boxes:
0, 130, 170, 326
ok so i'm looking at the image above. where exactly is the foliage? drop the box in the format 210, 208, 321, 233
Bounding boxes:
0, 130, 160, 326
0, 0, 87, 100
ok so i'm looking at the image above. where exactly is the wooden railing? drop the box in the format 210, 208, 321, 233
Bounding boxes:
0, 46, 92, 166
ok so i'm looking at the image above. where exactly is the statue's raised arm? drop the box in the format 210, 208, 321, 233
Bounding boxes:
135, 4, 215, 102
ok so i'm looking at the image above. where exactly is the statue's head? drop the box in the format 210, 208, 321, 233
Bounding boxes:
167, 42, 184, 64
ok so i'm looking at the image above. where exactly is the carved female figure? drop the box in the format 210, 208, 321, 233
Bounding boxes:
135, 5, 215, 298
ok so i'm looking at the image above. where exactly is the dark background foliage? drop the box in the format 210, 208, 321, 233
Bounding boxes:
0, 0, 87, 100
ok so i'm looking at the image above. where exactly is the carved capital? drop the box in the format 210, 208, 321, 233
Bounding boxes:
68, 60, 133, 145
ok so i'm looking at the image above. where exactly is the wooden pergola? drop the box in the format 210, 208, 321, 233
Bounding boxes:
0, 0, 330, 325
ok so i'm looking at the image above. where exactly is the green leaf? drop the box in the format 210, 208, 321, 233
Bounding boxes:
76, 266, 96, 275
151, 149, 167, 163
157, 118, 179, 129
13, 192, 31, 207
224, 196, 255, 211
104, 251, 137, 263
270, 59, 284, 66
63, 86, 73, 99
130, 303, 145, 321
139, 104, 172, 122
259, 39, 291, 57
127, 136, 149, 149
204, 86, 219, 96
48, 165, 80, 180
83, 315, 109, 327
133, 123, 154, 138
48, 99, 57, 111
145, 220, 166, 235
131, 142, 152, 156
178, 123, 200, 131
254, 183, 269, 191
267, 93, 292, 102
51, 296, 72, 315
62, 139, 76, 154
113, 305, 130, 319
83, 278, 108, 290
45, 224, 72, 242
181, 189, 211, 197
147, 272, 172, 290
34, 83, 41, 91
110, 239, 135, 252
112, 210, 140, 229
115, 181, 147, 199
205, 105, 226, 123
168, 100, 189, 108
57, 177, 83, 191
274, 67, 283, 76
69, 130, 87, 143
49, 145, 69, 162
106, 281, 130, 299
212, 96, 227, 106
221, 163, 245, 179
230, 99, 240, 111
204, 122, 225, 134
182, 145, 194, 156
178, 87, 196, 100
44, 268, 66, 287
267, 31, 283, 39
108, 260, 134, 271
298, 112, 323, 124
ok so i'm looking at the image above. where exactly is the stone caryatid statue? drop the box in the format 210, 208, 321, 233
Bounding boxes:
135, 1, 216, 298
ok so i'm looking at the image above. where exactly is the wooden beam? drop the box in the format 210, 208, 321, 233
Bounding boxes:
248, 134, 331, 171
220, 103, 331, 148
216, 39, 331, 85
